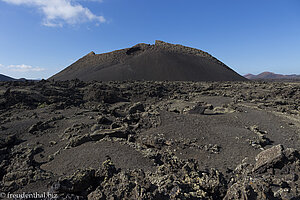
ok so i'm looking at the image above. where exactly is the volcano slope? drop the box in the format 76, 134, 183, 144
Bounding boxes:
50, 41, 246, 81
0, 80, 300, 199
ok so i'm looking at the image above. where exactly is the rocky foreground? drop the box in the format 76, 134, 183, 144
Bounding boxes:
0, 80, 300, 199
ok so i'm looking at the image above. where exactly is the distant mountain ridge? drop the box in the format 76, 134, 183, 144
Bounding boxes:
0, 74, 16, 81
0, 74, 27, 81
50, 40, 247, 81
245, 72, 300, 80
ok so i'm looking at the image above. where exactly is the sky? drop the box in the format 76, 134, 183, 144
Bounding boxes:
0, 0, 299, 79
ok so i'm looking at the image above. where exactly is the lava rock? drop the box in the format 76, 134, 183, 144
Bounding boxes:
128, 102, 145, 114
253, 144, 284, 173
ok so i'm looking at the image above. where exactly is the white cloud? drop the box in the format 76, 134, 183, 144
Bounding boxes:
1, 0, 106, 27
7, 64, 45, 72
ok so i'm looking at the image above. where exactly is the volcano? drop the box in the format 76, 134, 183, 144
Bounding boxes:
50, 40, 246, 81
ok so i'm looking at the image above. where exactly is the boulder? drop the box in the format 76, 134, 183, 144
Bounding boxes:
253, 144, 284, 173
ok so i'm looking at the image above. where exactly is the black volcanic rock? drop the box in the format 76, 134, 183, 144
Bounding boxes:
50, 41, 247, 81
1, 80, 300, 199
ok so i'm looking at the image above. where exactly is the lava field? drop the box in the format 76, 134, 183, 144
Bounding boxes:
0, 80, 300, 199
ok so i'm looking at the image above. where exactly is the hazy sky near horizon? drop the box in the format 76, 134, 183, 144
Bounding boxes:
0, 0, 299, 79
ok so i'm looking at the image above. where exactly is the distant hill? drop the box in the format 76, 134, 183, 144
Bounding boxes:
0, 74, 27, 82
50, 40, 247, 82
245, 72, 300, 80
0, 74, 16, 81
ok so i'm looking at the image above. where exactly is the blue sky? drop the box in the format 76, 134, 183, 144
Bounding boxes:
0, 0, 299, 79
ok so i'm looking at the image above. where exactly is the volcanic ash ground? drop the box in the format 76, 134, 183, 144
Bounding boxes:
0, 80, 300, 199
